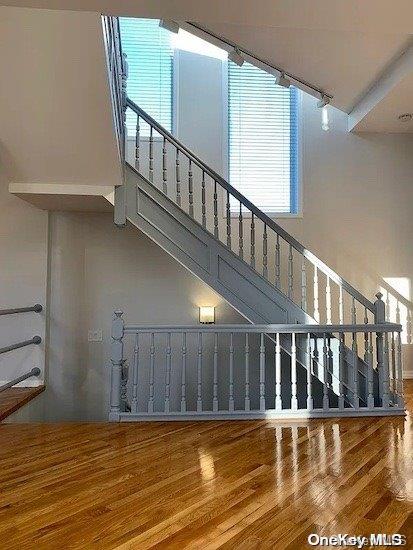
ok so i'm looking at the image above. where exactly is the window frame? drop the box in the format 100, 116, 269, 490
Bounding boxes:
222, 59, 303, 219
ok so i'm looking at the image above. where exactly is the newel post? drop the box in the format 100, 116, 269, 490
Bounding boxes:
109, 310, 125, 420
374, 292, 390, 407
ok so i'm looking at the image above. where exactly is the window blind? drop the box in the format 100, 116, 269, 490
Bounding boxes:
228, 62, 299, 213
119, 18, 173, 135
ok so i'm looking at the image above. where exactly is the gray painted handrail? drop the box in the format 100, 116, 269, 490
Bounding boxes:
0, 367, 41, 393
126, 97, 374, 312
0, 304, 42, 316
0, 336, 42, 355
124, 323, 401, 335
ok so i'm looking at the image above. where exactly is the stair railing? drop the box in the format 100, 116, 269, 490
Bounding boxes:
0, 304, 43, 389
125, 98, 375, 326
109, 309, 403, 421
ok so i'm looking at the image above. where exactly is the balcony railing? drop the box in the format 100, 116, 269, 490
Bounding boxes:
108, 307, 404, 421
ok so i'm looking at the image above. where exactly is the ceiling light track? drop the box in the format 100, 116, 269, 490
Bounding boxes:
183, 21, 333, 102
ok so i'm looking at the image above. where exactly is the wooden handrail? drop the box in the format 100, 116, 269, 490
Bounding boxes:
123, 323, 401, 335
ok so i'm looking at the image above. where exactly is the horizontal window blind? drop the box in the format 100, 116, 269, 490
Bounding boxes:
119, 18, 173, 136
228, 62, 299, 213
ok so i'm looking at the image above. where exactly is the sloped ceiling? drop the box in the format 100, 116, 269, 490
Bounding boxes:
1, 0, 413, 132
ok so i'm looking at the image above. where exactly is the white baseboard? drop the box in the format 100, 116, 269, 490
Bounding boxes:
403, 371, 413, 380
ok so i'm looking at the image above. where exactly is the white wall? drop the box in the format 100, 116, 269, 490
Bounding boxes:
0, 162, 48, 395
0, 7, 121, 187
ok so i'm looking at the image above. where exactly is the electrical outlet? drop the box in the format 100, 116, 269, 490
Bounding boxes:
88, 329, 103, 342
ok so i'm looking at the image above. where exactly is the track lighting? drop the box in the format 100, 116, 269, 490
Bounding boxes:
275, 72, 291, 88
321, 105, 330, 131
159, 20, 180, 34
228, 48, 244, 67
317, 95, 330, 109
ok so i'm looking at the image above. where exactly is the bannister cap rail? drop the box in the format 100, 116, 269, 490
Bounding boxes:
123, 323, 402, 335
0, 304, 42, 316
126, 98, 374, 313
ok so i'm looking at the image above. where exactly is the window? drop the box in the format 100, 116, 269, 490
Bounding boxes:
228, 62, 299, 214
119, 18, 173, 135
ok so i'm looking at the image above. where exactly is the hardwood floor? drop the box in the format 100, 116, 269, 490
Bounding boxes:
0, 386, 45, 422
0, 382, 412, 549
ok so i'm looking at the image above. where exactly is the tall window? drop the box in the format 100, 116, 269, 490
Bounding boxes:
119, 18, 173, 134
228, 62, 299, 214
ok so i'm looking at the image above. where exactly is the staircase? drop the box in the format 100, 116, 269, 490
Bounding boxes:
103, 16, 405, 421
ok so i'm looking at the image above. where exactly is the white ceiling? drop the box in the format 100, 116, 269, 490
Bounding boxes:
196, 24, 410, 113
353, 69, 413, 133
1, 0, 413, 132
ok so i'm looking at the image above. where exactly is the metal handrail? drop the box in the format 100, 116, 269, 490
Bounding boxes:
0, 336, 42, 355
0, 304, 42, 316
124, 323, 401, 335
0, 368, 41, 393
126, 97, 374, 313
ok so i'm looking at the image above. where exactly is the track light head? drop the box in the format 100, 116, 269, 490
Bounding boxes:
275, 72, 291, 88
159, 19, 180, 34
317, 95, 330, 109
228, 48, 244, 67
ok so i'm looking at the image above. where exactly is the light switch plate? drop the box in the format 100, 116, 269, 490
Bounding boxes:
88, 329, 103, 342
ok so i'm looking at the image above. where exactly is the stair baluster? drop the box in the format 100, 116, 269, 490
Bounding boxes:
306, 334, 313, 410
338, 333, 345, 410
396, 333, 404, 406
197, 332, 203, 412
165, 332, 171, 413
149, 126, 154, 182
244, 333, 250, 411
275, 333, 282, 410
275, 234, 281, 289
175, 149, 181, 205
201, 171, 206, 228
250, 214, 255, 269
238, 203, 244, 260
301, 259, 307, 311
131, 333, 139, 413
339, 286, 344, 324
322, 333, 329, 410
213, 181, 219, 238
326, 276, 332, 324
259, 333, 266, 411
135, 115, 140, 171
229, 333, 235, 412
188, 159, 194, 218
390, 332, 396, 399
288, 245, 293, 300
226, 191, 231, 249
213, 333, 218, 411
263, 224, 268, 279
291, 333, 298, 410
367, 332, 375, 408
162, 137, 167, 195
314, 266, 320, 322
352, 330, 359, 409
180, 332, 187, 412
148, 332, 155, 413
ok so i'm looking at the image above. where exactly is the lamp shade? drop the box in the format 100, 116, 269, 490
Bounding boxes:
199, 306, 215, 324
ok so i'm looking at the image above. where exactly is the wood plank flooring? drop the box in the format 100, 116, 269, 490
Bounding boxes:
0, 382, 412, 549
0, 386, 44, 422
